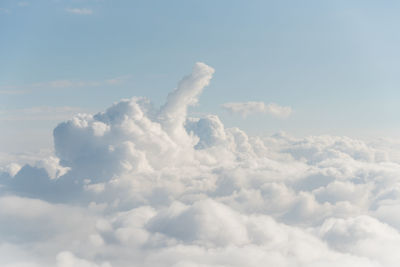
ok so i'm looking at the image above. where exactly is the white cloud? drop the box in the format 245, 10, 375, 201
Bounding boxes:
266, 102, 292, 118
105, 75, 132, 85
1, 62, 400, 266
34, 156, 70, 179
222, 101, 292, 118
65, 8, 93, 15
56, 251, 111, 267
0, 163, 21, 177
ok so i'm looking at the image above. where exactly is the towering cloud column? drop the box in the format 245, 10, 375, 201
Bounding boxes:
158, 62, 215, 144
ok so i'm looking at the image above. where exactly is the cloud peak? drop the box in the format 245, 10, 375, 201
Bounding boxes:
159, 62, 215, 141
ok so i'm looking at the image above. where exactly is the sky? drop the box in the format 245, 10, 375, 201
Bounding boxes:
2, 0, 400, 152
3, 1, 400, 266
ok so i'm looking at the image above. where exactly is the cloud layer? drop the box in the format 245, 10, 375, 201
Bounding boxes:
0, 63, 399, 266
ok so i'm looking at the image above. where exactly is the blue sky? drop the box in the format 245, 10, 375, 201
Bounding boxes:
1, 0, 400, 152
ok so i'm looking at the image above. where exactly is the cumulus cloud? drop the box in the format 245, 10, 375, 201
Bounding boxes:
0, 163, 21, 177
0, 62, 400, 266
222, 101, 292, 118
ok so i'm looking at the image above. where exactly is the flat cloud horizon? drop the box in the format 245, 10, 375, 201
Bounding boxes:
1, 63, 400, 266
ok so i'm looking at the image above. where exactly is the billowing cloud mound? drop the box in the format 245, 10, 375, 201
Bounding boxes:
1, 63, 400, 266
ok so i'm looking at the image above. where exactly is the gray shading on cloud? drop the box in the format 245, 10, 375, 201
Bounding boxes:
0, 63, 400, 266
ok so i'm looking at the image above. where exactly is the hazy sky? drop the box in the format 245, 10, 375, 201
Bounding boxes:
2, 0, 400, 151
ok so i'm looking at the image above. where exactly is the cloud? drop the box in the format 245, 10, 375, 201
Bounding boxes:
56, 251, 111, 267
0, 106, 88, 121
319, 215, 400, 266
1, 62, 400, 266
105, 75, 132, 85
0, 89, 27, 95
18, 2, 29, 7
159, 62, 215, 142
222, 101, 292, 118
0, 76, 131, 95
0, 163, 21, 177
36, 80, 99, 89
0, 8, 10, 14
65, 8, 93, 15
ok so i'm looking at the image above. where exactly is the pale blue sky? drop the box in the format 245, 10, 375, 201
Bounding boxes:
1, 0, 400, 152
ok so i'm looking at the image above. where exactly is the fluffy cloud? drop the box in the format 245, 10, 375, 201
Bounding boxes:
56, 251, 111, 267
222, 101, 292, 118
0, 63, 399, 266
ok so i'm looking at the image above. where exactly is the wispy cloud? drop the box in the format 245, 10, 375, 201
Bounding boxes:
0, 106, 89, 121
18, 2, 29, 7
34, 79, 101, 89
0, 89, 27, 95
0, 75, 131, 95
222, 101, 292, 118
0, 8, 10, 14
65, 8, 93, 15
105, 75, 132, 85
